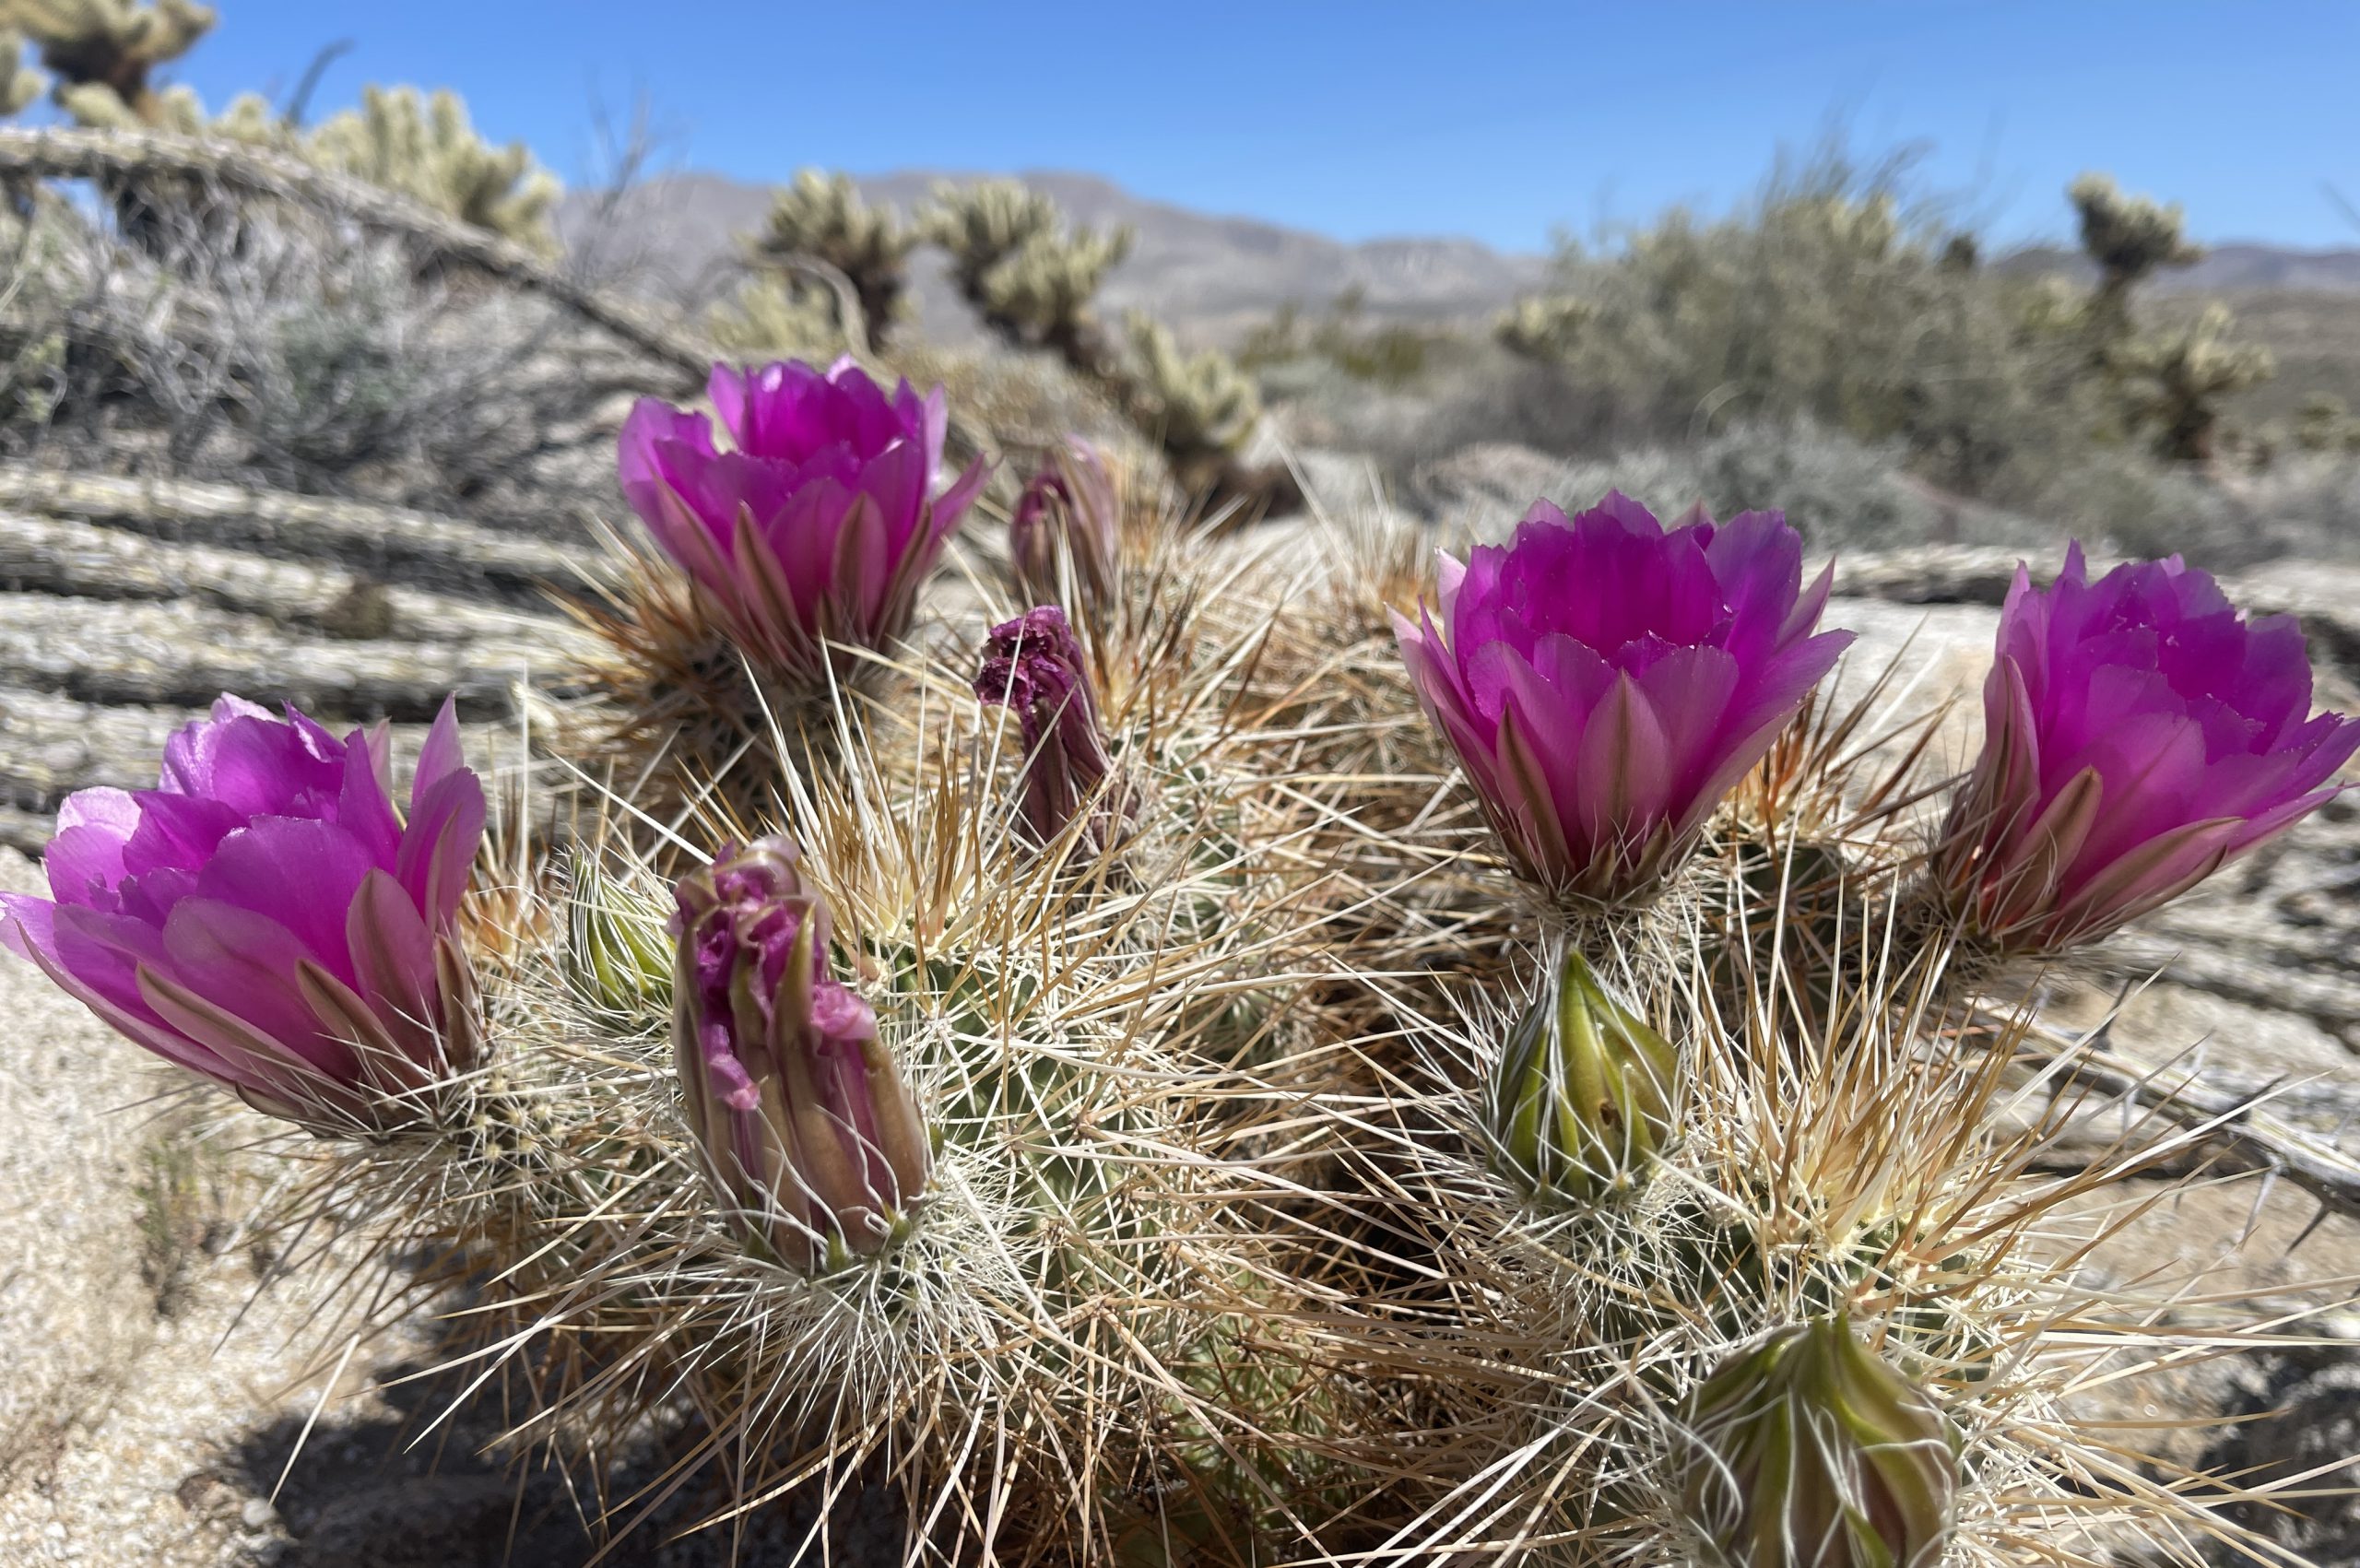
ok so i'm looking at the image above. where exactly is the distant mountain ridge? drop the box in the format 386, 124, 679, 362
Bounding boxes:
2004, 242, 2360, 293
558, 170, 2360, 348
558, 169, 1547, 345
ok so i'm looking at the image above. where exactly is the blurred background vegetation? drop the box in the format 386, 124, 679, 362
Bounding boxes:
0, 0, 2352, 563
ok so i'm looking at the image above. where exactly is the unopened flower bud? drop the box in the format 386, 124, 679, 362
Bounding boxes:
1679, 1316, 1958, 1568
566, 855, 673, 1020
672, 837, 930, 1268
1009, 438, 1119, 616
1487, 949, 1679, 1205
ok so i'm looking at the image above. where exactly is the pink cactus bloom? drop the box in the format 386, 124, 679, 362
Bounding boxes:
974, 606, 1128, 852
672, 837, 930, 1268
0, 695, 486, 1130
619, 357, 988, 689
1392, 493, 1853, 903
1936, 543, 2360, 953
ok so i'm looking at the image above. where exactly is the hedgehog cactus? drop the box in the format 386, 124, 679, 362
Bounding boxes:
10, 354, 2360, 1566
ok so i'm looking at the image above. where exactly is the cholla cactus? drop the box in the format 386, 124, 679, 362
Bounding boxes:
923, 177, 1298, 513
979, 224, 1134, 355
919, 176, 1064, 301
702, 273, 843, 358
5, 0, 210, 124
2295, 392, 2360, 454
751, 168, 918, 348
922, 178, 1133, 365
1494, 293, 1593, 361
305, 85, 560, 253
1123, 312, 1267, 489
0, 28, 47, 116
2111, 301, 2274, 463
2070, 171, 2203, 338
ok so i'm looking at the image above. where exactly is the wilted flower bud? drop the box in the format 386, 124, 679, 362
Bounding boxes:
672, 837, 930, 1269
974, 606, 1131, 851
1679, 1316, 1958, 1568
1009, 437, 1119, 616
1486, 949, 1679, 1204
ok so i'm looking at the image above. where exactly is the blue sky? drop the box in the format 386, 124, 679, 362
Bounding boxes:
152, 1, 2360, 253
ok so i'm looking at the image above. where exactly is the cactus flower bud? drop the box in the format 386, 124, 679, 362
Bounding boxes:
1487, 948, 1680, 1204
1009, 437, 1119, 617
565, 855, 673, 1020
1679, 1316, 1958, 1568
671, 837, 930, 1268
974, 606, 1131, 851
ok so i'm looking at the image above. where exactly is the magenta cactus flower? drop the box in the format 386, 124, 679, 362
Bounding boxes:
1934, 543, 2360, 953
673, 837, 930, 1268
1392, 494, 1853, 903
974, 606, 1129, 852
1009, 437, 1119, 616
0, 696, 486, 1130
618, 357, 988, 689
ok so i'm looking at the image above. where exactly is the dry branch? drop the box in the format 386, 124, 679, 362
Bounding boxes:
0, 510, 577, 644
0, 124, 714, 386
2022, 1021, 2360, 1226
0, 593, 544, 719
0, 464, 576, 597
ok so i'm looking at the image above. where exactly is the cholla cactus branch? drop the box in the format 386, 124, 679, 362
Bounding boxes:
0, 27, 47, 116
752, 169, 913, 349
2112, 301, 2274, 463
1493, 293, 1592, 361
304, 85, 560, 253
3, 0, 209, 124
922, 177, 1299, 513
2070, 171, 2203, 321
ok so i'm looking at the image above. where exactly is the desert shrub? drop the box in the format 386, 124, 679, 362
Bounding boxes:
0, 184, 640, 513
1241, 289, 1446, 389
1506, 147, 2100, 494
